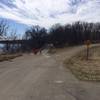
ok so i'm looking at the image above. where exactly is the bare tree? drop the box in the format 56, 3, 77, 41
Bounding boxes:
0, 20, 9, 36
22, 25, 47, 52
9, 30, 18, 53
0, 20, 10, 53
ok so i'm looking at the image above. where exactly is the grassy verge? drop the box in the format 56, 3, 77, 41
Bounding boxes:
64, 46, 100, 82
0, 53, 22, 62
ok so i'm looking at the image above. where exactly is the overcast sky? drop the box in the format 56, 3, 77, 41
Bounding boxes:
0, 0, 100, 34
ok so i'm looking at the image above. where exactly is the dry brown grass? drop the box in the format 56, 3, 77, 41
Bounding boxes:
65, 46, 100, 81
0, 53, 22, 62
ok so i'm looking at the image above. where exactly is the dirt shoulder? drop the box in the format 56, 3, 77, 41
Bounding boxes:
0, 53, 22, 62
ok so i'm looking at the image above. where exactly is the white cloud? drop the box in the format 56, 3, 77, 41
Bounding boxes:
0, 0, 100, 28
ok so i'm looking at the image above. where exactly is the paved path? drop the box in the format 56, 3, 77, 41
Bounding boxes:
0, 45, 100, 100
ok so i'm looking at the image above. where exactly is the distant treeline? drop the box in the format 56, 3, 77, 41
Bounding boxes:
0, 20, 100, 52
22, 21, 100, 50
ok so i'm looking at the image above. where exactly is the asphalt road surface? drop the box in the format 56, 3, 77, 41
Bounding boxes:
0, 45, 100, 100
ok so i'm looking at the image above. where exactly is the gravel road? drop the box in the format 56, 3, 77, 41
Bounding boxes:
0, 45, 100, 100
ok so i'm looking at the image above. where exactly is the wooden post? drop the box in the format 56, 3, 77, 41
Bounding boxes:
85, 40, 91, 60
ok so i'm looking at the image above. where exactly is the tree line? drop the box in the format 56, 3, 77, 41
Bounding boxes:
0, 20, 100, 53
23, 21, 100, 50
